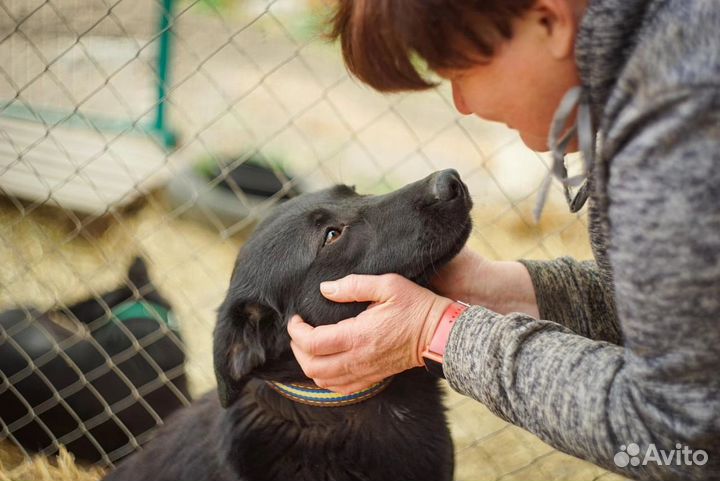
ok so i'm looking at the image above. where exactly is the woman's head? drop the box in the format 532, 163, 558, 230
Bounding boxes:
328, 0, 586, 151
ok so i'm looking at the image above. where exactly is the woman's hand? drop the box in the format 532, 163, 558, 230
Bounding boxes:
287, 274, 452, 394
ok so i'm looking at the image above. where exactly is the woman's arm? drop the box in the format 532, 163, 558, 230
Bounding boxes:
433, 249, 622, 344
444, 87, 720, 481
519, 257, 621, 344
432, 248, 540, 318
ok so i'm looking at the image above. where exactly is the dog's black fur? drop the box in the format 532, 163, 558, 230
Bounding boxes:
103, 170, 472, 481
0, 257, 190, 464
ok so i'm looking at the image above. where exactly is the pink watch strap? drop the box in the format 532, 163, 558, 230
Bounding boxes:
427, 301, 468, 358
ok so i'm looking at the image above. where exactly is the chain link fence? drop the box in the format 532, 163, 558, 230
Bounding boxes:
0, 1, 623, 479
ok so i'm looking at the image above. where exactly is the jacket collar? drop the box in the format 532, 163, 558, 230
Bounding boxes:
575, 0, 657, 125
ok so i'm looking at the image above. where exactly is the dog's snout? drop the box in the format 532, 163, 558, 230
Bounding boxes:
431, 169, 463, 202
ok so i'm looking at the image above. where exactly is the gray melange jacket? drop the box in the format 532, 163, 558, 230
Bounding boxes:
443, 1, 720, 480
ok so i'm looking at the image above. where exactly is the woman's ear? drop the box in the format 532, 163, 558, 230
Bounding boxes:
531, 0, 583, 60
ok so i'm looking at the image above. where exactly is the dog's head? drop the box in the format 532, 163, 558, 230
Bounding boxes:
214, 170, 473, 407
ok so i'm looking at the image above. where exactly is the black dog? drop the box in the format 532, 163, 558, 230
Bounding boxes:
0, 257, 191, 464
103, 170, 472, 481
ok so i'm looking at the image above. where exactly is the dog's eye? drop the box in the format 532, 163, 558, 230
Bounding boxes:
323, 227, 342, 246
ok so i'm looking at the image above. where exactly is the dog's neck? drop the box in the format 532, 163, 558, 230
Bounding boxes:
220, 370, 450, 481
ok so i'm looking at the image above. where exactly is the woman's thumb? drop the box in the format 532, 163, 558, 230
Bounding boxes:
320, 274, 392, 303
320, 281, 339, 297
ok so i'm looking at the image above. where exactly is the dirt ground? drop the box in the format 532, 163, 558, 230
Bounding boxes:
1, 1, 625, 480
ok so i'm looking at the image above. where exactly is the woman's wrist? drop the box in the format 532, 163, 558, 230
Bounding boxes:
432, 247, 539, 318
479, 260, 539, 318
417, 296, 453, 365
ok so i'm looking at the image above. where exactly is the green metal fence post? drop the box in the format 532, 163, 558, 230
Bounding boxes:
154, 0, 177, 149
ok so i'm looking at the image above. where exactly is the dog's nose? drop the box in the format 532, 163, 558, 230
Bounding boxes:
431, 169, 463, 202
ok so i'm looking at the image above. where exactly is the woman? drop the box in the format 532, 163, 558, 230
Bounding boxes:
288, 1, 720, 479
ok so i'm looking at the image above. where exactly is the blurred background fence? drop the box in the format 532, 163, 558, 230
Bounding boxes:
0, 1, 622, 480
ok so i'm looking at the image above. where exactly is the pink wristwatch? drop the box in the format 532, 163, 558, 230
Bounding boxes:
421, 301, 468, 378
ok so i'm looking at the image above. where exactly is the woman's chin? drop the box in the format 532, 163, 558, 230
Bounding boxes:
518, 131, 550, 153
519, 130, 583, 154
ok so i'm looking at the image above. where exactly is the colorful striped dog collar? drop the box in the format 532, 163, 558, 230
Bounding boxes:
266, 378, 392, 407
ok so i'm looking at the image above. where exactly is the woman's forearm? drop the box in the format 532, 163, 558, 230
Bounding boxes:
479, 260, 539, 318
432, 248, 539, 318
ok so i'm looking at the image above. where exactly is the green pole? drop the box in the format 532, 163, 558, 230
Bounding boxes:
154, 0, 177, 148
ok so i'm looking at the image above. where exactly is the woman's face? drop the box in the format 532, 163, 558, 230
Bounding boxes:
437, 6, 582, 152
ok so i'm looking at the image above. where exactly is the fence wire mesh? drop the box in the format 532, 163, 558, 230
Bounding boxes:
0, 1, 623, 480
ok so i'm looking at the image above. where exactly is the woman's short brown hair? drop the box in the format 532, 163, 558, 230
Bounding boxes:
328, 0, 535, 92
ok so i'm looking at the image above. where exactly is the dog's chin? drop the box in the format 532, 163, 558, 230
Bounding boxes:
407, 218, 472, 288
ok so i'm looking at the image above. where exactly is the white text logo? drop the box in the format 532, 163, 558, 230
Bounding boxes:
614, 443, 708, 468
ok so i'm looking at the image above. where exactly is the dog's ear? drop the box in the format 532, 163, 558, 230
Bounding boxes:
213, 299, 281, 408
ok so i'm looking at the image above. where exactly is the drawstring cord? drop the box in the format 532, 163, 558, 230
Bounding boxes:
533, 86, 596, 223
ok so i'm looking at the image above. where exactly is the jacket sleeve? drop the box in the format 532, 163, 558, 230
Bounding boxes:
444, 88, 720, 481
518, 257, 621, 344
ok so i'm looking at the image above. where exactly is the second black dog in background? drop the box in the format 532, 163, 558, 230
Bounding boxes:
0, 257, 191, 464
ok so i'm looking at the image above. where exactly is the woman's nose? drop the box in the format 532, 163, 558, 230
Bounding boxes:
451, 81, 473, 116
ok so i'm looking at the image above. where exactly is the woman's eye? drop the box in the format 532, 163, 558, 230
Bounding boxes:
323, 228, 342, 246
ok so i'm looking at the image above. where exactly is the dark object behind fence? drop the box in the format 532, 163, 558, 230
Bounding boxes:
0, 257, 191, 464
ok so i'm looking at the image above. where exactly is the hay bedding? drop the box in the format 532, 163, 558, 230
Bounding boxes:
0, 441, 103, 481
